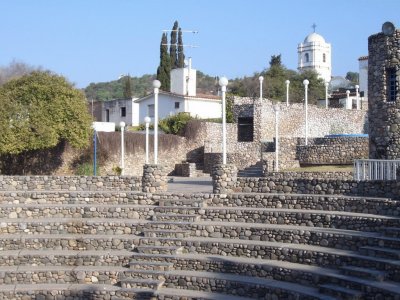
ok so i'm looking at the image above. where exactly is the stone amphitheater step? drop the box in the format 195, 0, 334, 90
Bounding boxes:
0, 249, 134, 267
0, 203, 157, 219
135, 237, 184, 247
360, 246, 400, 260
132, 236, 400, 280
142, 228, 190, 238
152, 213, 200, 222
0, 233, 138, 251
158, 198, 208, 207
381, 227, 400, 238
142, 217, 400, 250
319, 283, 364, 299
154, 206, 200, 214
135, 245, 184, 255
341, 265, 387, 282
0, 190, 154, 205
206, 193, 399, 215
162, 269, 336, 299
119, 278, 165, 290
129, 261, 173, 271
129, 252, 400, 296
155, 287, 256, 300
0, 217, 148, 235
0, 283, 155, 299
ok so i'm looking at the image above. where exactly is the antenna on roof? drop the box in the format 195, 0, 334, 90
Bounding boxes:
162, 29, 199, 48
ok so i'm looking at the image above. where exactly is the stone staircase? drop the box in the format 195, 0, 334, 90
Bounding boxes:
0, 179, 400, 299
237, 161, 263, 177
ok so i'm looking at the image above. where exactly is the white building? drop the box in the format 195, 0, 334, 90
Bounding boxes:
102, 98, 139, 126
298, 31, 332, 82
134, 58, 221, 125
358, 56, 368, 101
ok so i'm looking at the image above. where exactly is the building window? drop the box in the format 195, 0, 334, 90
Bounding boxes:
305, 53, 309, 63
175, 102, 180, 109
237, 117, 254, 142
388, 68, 397, 102
105, 109, 110, 122
148, 104, 154, 117
323, 53, 326, 63
120, 107, 126, 117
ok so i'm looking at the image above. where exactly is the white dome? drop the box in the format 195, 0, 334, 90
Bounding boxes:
304, 32, 325, 43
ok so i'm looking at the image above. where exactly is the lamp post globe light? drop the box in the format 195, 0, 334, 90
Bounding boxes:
285, 80, 290, 106
324, 81, 329, 109
346, 90, 351, 110
152, 80, 161, 164
273, 104, 280, 172
119, 121, 126, 175
355, 84, 360, 110
219, 76, 229, 165
303, 79, 309, 146
144, 116, 151, 164
259, 76, 264, 100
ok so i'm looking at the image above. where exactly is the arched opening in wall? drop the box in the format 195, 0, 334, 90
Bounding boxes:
238, 117, 254, 142
305, 53, 309, 63
323, 53, 326, 63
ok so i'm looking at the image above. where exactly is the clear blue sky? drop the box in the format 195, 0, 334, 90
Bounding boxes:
0, 0, 399, 88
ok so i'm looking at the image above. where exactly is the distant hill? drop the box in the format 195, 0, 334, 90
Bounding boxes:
83, 71, 220, 101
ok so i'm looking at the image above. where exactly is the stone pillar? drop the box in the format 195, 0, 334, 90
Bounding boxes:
212, 164, 237, 194
142, 164, 168, 193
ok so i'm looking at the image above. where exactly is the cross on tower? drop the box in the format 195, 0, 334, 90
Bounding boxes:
312, 23, 317, 33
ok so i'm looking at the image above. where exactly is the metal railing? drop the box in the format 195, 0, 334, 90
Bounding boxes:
354, 159, 400, 181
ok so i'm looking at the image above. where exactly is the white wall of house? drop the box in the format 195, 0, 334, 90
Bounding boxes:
185, 98, 221, 119
137, 94, 221, 124
170, 67, 197, 96
102, 98, 139, 126
359, 57, 368, 100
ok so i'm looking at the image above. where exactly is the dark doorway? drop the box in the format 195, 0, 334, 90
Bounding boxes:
238, 117, 254, 142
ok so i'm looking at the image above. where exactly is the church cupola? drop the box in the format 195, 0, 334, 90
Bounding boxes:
298, 25, 332, 82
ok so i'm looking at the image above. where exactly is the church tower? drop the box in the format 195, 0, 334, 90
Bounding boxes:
298, 26, 332, 82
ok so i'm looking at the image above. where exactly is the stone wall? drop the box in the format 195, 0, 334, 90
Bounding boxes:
368, 29, 400, 159
0, 175, 141, 191
296, 137, 369, 164
234, 177, 400, 199
142, 164, 168, 193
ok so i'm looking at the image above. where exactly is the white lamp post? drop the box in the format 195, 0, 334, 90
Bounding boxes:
152, 80, 161, 164
273, 104, 280, 172
259, 76, 264, 101
119, 121, 126, 175
303, 79, 309, 146
219, 76, 229, 165
144, 116, 151, 164
285, 80, 290, 106
346, 90, 351, 110
355, 85, 360, 110
324, 81, 329, 109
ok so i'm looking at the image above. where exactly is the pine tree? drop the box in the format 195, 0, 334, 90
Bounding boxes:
123, 75, 132, 99
177, 28, 185, 68
156, 33, 171, 91
170, 21, 178, 69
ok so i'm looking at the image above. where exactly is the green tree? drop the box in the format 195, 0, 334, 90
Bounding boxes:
177, 28, 185, 68
0, 71, 92, 155
123, 75, 132, 99
269, 54, 282, 68
156, 33, 171, 91
170, 21, 178, 69
345, 71, 359, 85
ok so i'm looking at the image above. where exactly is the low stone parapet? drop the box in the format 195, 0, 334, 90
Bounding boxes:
0, 175, 141, 191
142, 164, 168, 193
212, 164, 237, 194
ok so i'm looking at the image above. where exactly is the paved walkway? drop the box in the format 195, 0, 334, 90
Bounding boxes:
167, 176, 213, 193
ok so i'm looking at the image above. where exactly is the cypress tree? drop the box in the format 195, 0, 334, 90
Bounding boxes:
123, 75, 132, 99
156, 33, 171, 91
170, 21, 178, 69
177, 28, 185, 68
